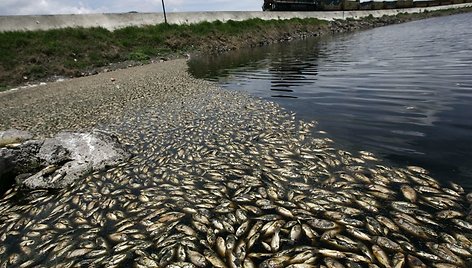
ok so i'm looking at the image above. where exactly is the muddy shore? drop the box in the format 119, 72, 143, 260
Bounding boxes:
0, 60, 205, 136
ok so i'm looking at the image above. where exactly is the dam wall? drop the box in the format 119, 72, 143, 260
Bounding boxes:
0, 3, 471, 32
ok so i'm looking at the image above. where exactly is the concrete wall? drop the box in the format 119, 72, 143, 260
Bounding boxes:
0, 3, 470, 32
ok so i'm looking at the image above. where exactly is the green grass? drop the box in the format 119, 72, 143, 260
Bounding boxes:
0, 18, 327, 87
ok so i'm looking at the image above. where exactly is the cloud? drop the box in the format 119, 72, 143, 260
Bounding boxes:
0, 0, 261, 15
0, 0, 98, 15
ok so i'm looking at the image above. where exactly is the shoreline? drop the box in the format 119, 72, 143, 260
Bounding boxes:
1, 6, 472, 91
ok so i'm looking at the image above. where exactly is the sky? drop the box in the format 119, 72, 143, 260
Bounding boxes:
0, 0, 262, 15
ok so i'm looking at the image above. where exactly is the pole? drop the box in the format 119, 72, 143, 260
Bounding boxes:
161, 0, 168, 24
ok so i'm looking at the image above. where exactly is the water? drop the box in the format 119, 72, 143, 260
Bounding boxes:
189, 13, 472, 190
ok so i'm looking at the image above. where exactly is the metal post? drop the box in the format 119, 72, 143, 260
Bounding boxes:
161, 0, 168, 24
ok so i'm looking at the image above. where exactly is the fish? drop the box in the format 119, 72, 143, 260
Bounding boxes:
400, 185, 417, 203
406, 254, 426, 268
372, 245, 391, 268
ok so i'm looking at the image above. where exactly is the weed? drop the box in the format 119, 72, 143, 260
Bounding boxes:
128, 51, 150, 61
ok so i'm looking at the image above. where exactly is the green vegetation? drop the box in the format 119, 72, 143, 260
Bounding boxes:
0, 18, 326, 89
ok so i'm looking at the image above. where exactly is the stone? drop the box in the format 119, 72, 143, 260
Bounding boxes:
23, 130, 131, 189
0, 130, 130, 190
0, 140, 43, 182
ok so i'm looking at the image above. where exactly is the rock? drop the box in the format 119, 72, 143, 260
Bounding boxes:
0, 140, 43, 180
0, 129, 33, 147
37, 139, 71, 165
1, 130, 130, 190
22, 130, 131, 189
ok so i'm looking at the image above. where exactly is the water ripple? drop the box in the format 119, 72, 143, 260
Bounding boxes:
189, 13, 472, 188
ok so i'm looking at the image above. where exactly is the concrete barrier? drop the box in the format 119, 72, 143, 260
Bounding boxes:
0, 3, 470, 32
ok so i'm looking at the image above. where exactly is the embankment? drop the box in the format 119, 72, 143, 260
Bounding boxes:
1, 5, 471, 90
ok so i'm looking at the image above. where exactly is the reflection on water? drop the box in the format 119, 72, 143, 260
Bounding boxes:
189, 12, 472, 189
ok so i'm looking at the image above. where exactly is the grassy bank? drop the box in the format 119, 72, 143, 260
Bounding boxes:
0, 18, 327, 89
1, 7, 471, 90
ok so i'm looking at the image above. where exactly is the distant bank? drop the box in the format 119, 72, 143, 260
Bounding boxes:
0, 3, 471, 32
1, 5, 471, 91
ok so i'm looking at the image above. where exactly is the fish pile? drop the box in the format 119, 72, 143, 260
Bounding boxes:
1, 80, 472, 268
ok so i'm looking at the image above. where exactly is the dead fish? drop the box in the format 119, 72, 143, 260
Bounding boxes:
290, 224, 302, 243
308, 219, 338, 230
316, 249, 346, 259
406, 254, 426, 268
216, 236, 226, 257
392, 252, 405, 268
345, 226, 372, 242
271, 229, 280, 252
452, 219, 472, 231
204, 250, 227, 268
374, 236, 402, 252
372, 245, 391, 268
407, 166, 428, 174
187, 248, 206, 267
400, 185, 417, 203
426, 243, 464, 266
324, 257, 345, 268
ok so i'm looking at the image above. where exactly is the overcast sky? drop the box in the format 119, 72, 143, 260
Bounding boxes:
0, 0, 261, 15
